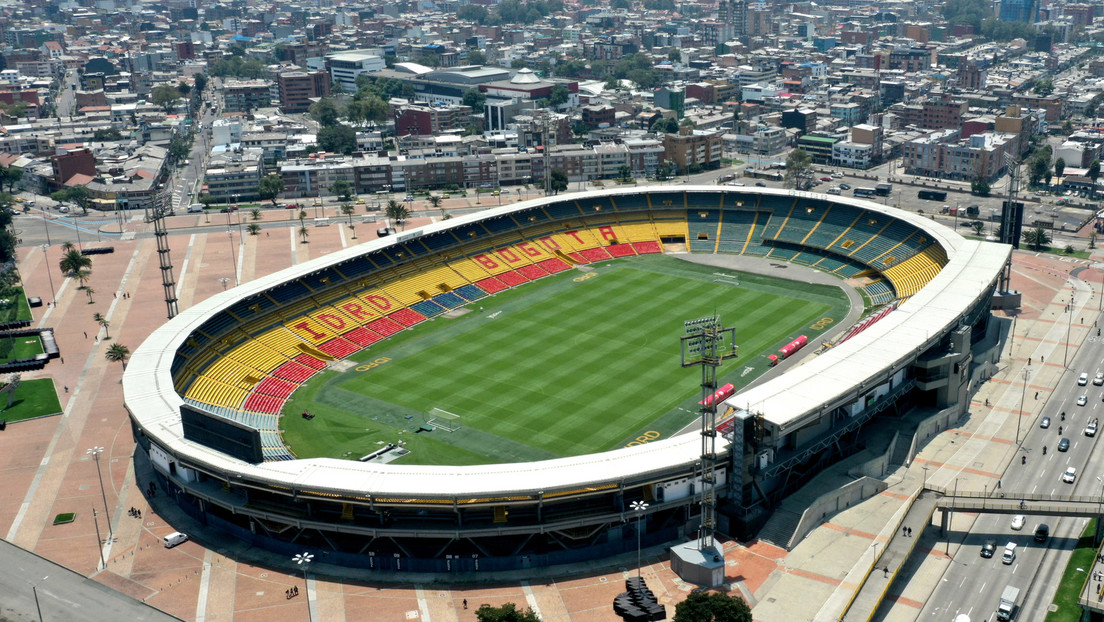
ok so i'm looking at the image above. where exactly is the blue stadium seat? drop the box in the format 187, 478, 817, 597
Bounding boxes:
432, 292, 466, 309
267, 280, 312, 303
454, 284, 488, 301
411, 299, 447, 317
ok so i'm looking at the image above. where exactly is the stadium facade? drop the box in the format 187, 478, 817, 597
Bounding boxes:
123, 186, 1010, 573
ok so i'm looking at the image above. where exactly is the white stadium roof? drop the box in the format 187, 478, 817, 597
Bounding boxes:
123, 186, 1010, 499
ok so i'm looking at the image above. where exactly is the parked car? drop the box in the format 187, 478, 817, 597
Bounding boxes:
839, 183, 851, 190
755, 182, 766, 187
820, 176, 833, 182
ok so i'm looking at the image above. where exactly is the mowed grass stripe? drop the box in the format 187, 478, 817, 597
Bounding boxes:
288, 257, 850, 464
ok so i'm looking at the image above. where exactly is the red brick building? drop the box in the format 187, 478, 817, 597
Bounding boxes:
277, 71, 330, 113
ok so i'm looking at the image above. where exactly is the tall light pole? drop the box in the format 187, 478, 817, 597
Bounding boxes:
31, 575, 47, 622
91, 508, 106, 569
1018, 368, 1030, 444
293, 551, 314, 622
87, 447, 111, 538
946, 477, 959, 555
41, 244, 56, 306
1066, 291, 1074, 367
630, 500, 648, 578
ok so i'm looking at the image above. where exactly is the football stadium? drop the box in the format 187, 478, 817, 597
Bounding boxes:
123, 186, 1010, 573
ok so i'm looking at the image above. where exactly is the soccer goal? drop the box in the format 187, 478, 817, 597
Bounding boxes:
427, 408, 462, 432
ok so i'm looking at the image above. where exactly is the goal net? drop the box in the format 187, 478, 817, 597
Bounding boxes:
427, 408, 462, 432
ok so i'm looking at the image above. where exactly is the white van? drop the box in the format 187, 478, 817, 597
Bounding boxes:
187, 203, 204, 213
1080, 372, 1089, 386
1001, 542, 1016, 565
164, 532, 189, 548
827, 187, 842, 195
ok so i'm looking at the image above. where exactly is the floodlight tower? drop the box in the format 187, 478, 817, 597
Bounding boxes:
680, 315, 738, 553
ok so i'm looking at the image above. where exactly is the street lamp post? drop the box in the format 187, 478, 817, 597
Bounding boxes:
31, 576, 47, 622
86, 447, 111, 538
40, 245, 56, 306
91, 508, 106, 569
946, 477, 959, 555
1019, 368, 1030, 444
630, 500, 648, 578
1066, 292, 1074, 367
293, 551, 314, 622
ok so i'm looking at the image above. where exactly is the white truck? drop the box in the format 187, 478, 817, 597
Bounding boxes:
997, 585, 1020, 621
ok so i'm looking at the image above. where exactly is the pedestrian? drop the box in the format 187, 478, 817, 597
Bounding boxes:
1040, 356, 1044, 363
883, 566, 889, 578
113, 292, 116, 299
83, 331, 87, 339
463, 599, 468, 610
902, 526, 907, 536
63, 386, 68, 393
997, 479, 1002, 489
1035, 391, 1039, 399
60, 357, 64, 364
908, 527, 912, 537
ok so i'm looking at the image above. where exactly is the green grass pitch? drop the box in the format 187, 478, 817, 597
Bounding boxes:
281, 255, 851, 466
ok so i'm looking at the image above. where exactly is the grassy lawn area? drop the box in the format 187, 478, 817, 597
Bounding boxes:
282, 255, 850, 466
0, 286, 32, 324
1046, 518, 1097, 622
0, 378, 62, 422
0, 333, 43, 363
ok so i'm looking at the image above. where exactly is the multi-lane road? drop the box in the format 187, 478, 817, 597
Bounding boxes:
919, 279, 1104, 622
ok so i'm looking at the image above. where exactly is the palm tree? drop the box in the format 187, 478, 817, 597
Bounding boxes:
93, 312, 110, 338
58, 248, 91, 276
105, 342, 129, 370
61, 241, 75, 252
385, 200, 410, 230
84, 286, 95, 304
427, 194, 443, 217
250, 208, 262, 221
247, 223, 261, 236
348, 223, 357, 239
74, 269, 91, 290
298, 226, 309, 243
298, 209, 307, 225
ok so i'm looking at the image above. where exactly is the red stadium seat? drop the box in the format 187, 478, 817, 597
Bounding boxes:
496, 271, 529, 287
255, 376, 297, 398
388, 308, 427, 327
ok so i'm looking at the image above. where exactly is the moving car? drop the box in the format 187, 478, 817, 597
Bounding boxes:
1095, 372, 1103, 386
839, 183, 852, 190
1063, 466, 1077, 483
1034, 524, 1050, 543
1078, 395, 1088, 406
1040, 416, 1051, 429
1058, 438, 1071, 452
980, 540, 996, 558
1002, 542, 1017, 565
1086, 421, 1097, 437
755, 182, 766, 187
1011, 514, 1025, 530
1079, 372, 1089, 386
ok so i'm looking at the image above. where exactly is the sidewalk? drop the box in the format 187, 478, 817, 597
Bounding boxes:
841, 491, 940, 621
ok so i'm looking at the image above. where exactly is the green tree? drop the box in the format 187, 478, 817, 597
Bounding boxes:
672, 591, 753, 622
247, 222, 261, 236
151, 84, 182, 113
93, 312, 110, 339
92, 128, 123, 141
1089, 159, 1100, 198
1033, 78, 1054, 96
549, 84, 570, 106
474, 602, 541, 622
427, 194, 443, 216
309, 98, 341, 127
550, 169, 569, 194
618, 164, 632, 182
1022, 226, 1052, 250
783, 149, 812, 189
385, 200, 410, 229
1055, 157, 1066, 181
194, 73, 208, 94
258, 174, 284, 206
1027, 154, 1048, 186
329, 180, 352, 200
51, 186, 91, 215
198, 192, 215, 209
656, 161, 676, 181
105, 342, 129, 370
971, 174, 991, 196
467, 49, 487, 65
340, 203, 356, 223
462, 88, 487, 110
250, 207, 262, 221
971, 221, 985, 236
58, 248, 91, 276
317, 125, 358, 155
298, 225, 310, 243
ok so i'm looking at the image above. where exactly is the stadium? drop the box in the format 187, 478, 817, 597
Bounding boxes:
122, 186, 1010, 574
